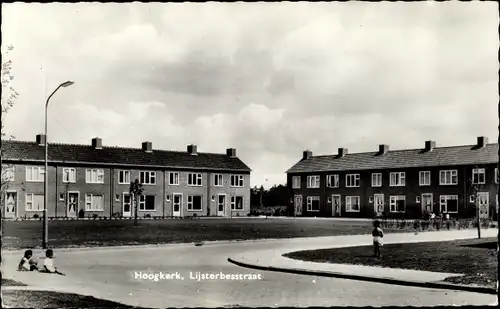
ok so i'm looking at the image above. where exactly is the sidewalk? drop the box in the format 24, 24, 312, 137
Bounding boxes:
228, 229, 498, 294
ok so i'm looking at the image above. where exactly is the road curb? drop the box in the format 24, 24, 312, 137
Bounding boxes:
227, 257, 497, 295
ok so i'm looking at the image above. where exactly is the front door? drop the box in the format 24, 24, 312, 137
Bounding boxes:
5, 191, 17, 218
294, 195, 303, 216
67, 192, 79, 217
217, 195, 226, 216
422, 193, 433, 215
123, 193, 132, 217
173, 194, 182, 217
332, 195, 341, 217
373, 194, 384, 217
477, 192, 489, 219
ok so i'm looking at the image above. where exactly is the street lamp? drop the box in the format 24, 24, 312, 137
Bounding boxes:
43, 80, 74, 249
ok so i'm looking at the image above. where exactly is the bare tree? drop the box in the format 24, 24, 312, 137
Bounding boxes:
469, 165, 482, 239
129, 179, 144, 226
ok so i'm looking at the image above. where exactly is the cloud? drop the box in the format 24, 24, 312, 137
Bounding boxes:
2, 2, 498, 188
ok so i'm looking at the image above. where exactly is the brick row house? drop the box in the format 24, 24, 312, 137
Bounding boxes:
1, 135, 251, 219
286, 137, 498, 219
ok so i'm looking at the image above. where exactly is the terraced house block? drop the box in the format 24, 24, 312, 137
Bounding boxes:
287, 137, 499, 220
1, 135, 251, 219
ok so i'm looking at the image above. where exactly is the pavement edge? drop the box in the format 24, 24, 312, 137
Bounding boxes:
227, 257, 497, 295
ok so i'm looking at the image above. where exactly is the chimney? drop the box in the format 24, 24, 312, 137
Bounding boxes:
187, 144, 198, 155
142, 141, 152, 153
338, 148, 348, 158
226, 148, 237, 157
425, 140, 436, 152
36, 134, 46, 146
477, 136, 488, 148
378, 144, 389, 155
302, 150, 312, 160
92, 137, 102, 149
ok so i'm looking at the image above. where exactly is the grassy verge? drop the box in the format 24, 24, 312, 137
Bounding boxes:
1, 278, 27, 286
2, 219, 417, 249
1, 290, 143, 308
284, 237, 498, 288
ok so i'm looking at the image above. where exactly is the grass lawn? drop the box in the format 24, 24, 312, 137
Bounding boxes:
2, 218, 419, 249
284, 237, 498, 288
1, 289, 144, 308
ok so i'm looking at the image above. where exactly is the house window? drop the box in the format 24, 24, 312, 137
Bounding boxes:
440, 195, 458, 213
25, 193, 44, 211
307, 176, 320, 188
346, 196, 360, 212
390, 172, 405, 187
306, 196, 320, 212
326, 175, 339, 188
231, 196, 244, 210
62, 168, 76, 183
346, 174, 360, 187
292, 176, 301, 189
188, 173, 203, 186
230, 175, 244, 187
389, 196, 406, 213
495, 168, 498, 184
26, 166, 45, 182
371, 173, 382, 187
472, 168, 485, 185
139, 195, 155, 211
187, 195, 203, 211
86, 169, 104, 184
2, 165, 15, 181
439, 170, 458, 185
85, 194, 104, 211
213, 174, 223, 187
118, 170, 130, 184
169, 172, 179, 185
140, 171, 156, 185
419, 171, 431, 186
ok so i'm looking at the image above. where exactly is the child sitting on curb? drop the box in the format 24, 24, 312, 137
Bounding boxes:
40, 249, 65, 276
18, 250, 39, 271
372, 220, 384, 258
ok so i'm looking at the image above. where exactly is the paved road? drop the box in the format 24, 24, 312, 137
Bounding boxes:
2, 235, 497, 307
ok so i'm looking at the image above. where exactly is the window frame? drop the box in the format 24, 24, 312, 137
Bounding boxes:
346, 196, 361, 212
326, 174, 339, 188
371, 173, 382, 187
85, 194, 104, 211
472, 168, 486, 185
26, 166, 45, 182
307, 175, 321, 188
292, 176, 301, 189
345, 174, 360, 188
419, 171, 431, 186
230, 196, 244, 210
139, 171, 156, 185
230, 175, 244, 188
389, 196, 406, 213
306, 196, 320, 212
187, 173, 203, 187
138, 194, 156, 211
439, 195, 459, 213
213, 174, 223, 187
2, 165, 16, 182
169, 172, 180, 186
389, 172, 406, 187
187, 195, 203, 211
439, 170, 458, 185
62, 167, 76, 183
118, 170, 130, 185
25, 193, 44, 211
86, 169, 105, 184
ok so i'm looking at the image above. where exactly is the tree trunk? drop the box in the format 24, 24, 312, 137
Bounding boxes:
476, 193, 481, 239
134, 197, 138, 227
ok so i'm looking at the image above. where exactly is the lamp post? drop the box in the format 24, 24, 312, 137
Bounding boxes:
43, 81, 74, 249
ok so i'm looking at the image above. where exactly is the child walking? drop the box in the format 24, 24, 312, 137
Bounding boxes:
42, 249, 65, 275
18, 250, 39, 271
372, 220, 384, 258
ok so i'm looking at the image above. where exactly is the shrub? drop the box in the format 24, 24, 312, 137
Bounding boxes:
446, 220, 451, 230
33, 214, 39, 219
433, 220, 442, 231
92, 213, 98, 219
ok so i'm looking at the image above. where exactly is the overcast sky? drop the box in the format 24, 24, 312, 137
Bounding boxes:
2, 2, 498, 188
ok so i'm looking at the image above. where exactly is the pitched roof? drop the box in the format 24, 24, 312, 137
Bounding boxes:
1, 140, 251, 172
286, 144, 499, 173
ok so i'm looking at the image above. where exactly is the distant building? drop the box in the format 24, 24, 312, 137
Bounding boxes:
286, 137, 498, 219
1, 135, 251, 219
